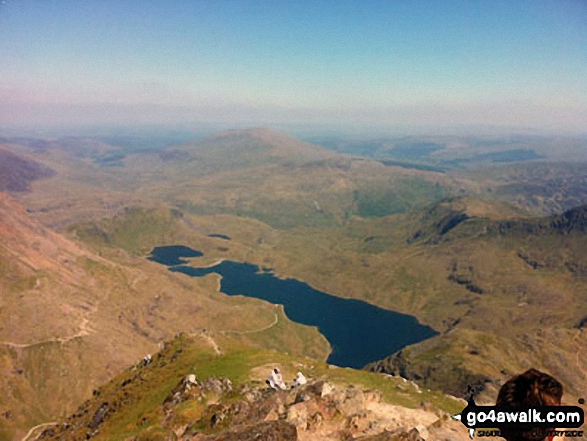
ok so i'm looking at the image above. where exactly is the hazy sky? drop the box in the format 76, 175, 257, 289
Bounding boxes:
1, 0, 586, 133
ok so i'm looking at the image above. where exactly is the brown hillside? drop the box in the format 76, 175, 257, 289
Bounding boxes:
0, 148, 55, 192
0, 194, 330, 440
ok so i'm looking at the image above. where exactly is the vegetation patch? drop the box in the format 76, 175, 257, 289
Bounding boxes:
354, 178, 446, 218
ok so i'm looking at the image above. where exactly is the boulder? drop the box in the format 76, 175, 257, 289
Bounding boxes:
201, 376, 232, 395
354, 427, 425, 441
89, 402, 109, 430
205, 420, 297, 441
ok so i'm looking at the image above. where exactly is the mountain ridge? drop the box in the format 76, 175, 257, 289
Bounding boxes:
35, 333, 471, 441
491, 204, 587, 236
0, 148, 55, 192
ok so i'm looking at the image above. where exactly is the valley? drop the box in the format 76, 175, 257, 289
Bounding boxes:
1, 128, 586, 440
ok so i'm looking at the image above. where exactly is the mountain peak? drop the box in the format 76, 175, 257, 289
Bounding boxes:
207, 127, 323, 152
211, 127, 276, 139
178, 127, 334, 167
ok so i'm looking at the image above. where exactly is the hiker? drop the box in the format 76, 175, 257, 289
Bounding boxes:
292, 371, 307, 388
267, 368, 287, 390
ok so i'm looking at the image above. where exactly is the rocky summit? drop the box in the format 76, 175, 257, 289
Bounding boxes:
36, 334, 471, 441
40, 378, 465, 441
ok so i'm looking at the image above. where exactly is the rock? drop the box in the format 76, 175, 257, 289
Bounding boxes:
206, 420, 297, 441
168, 392, 182, 406
354, 427, 425, 441
293, 389, 314, 404
264, 409, 279, 421
338, 387, 368, 415
354, 429, 403, 440
39, 428, 56, 438
88, 402, 109, 430
307, 411, 324, 430
363, 390, 382, 403
174, 424, 189, 438
210, 411, 224, 427
164, 376, 198, 406
347, 412, 371, 434
408, 427, 425, 441
165, 375, 231, 407
317, 381, 336, 397
287, 399, 325, 431
242, 384, 264, 403
414, 424, 429, 439
200, 376, 232, 395
293, 381, 332, 404
287, 402, 310, 430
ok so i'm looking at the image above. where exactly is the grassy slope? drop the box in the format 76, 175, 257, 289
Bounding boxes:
39, 333, 463, 441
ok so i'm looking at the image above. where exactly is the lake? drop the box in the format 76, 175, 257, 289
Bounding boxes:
148, 245, 438, 368
148, 245, 203, 265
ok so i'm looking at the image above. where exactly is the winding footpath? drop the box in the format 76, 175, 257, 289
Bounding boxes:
20, 422, 57, 441
0, 317, 93, 349
221, 312, 279, 335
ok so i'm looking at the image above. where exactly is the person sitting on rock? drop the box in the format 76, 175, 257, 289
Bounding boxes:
267, 368, 287, 390
143, 354, 152, 366
292, 371, 307, 388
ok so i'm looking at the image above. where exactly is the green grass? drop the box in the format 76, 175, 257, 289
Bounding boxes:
178, 197, 340, 229
10, 276, 37, 292
71, 206, 181, 255
354, 178, 446, 218
229, 306, 331, 362
39, 334, 464, 440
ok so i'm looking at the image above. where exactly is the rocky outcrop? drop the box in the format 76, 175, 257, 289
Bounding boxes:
36, 334, 472, 441
408, 204, 472, 245
202, 420, 298, 441
490, 205, 587, 236
37, 370, 472, 441
163, 379, 465, 441
365, 349, 489, 400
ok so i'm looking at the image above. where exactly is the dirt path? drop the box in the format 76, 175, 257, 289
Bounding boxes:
0, 317, 94, 349
221, 311, 279, 335
131, 273, 146, 289
21, 422, 57, 441
187, 330, 223, 355
183, 306, 280, 356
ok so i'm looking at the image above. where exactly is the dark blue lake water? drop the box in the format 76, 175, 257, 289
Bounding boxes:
149, 245, 438, 368
148, 245, 203, 266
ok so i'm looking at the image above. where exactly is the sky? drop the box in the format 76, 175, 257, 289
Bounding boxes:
1, 0, 586, 134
